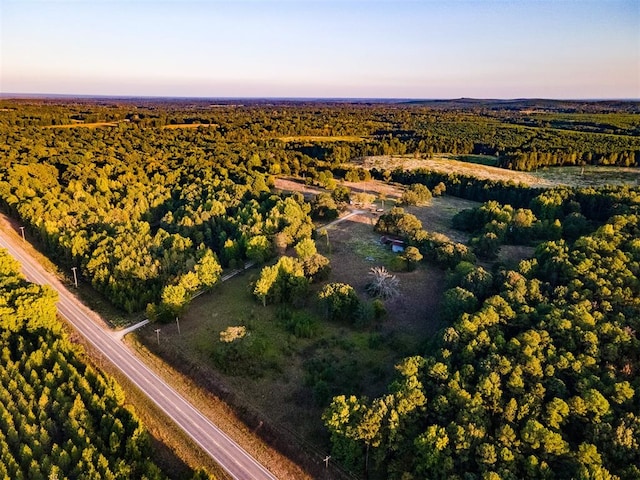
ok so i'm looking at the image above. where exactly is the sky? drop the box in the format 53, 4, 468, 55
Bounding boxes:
1, 0, 639, 99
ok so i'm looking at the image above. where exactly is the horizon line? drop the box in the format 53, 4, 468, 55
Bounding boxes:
2, 92, 639, 103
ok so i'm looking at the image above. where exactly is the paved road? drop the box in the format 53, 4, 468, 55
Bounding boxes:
0, 233, 277, 480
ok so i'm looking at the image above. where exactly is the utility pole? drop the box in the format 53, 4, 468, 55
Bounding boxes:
175, 316, 181, 335
71, 267, 78, 288
155, 328, 161, 346
19, 226, 25, 242
323, 456, 331, 469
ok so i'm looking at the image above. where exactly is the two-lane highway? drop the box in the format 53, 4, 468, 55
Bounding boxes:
0, 232, 277, 480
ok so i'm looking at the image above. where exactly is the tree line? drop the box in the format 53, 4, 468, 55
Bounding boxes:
2, 99, 638, 172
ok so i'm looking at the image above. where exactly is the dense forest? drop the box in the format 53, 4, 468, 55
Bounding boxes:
0, 98, 639, 479
1, 99, 638, 318
0, 249, 210, 479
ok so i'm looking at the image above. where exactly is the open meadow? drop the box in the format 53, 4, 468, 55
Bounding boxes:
358, 154, 640, 188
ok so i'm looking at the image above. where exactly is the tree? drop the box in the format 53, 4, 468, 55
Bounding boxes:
432, 182, 446, 196
195, 249, 222, 289
312, 193, 339, 220
402, 246, 423, 271
366, 266, 400, 299
295, 238, 317, 260
352, 192, 376, 206
440, 287, 478, 323
253, 256, 308, 306
246, 235, 273, 264
375, 207, 423, 240
332, 185, 351, 204
159, 284, 189, 316
471, 231, 501, 259
295, 238, 331, 280
318, 283, 360, 322
401, 184, 432, 206
253, 263, 279, 307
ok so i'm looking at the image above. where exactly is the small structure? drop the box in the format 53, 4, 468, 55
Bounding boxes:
380, 235, 406, 253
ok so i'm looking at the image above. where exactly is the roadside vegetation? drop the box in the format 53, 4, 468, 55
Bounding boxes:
0, 249, 213, 480
0, 98, 638, 478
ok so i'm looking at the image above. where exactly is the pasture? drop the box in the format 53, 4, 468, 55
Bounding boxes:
358, 154, 553, 186
357, 154, 640, 188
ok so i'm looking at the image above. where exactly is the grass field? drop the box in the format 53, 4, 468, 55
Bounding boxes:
278, 135, 365, 143
162, 123, 218, 129
44, 121, 121, 129
452, 154, 499, 166
357, 155, 640, 188
405, 195, 480, 244
358, 154, 552, 186
531, 165, 640, 187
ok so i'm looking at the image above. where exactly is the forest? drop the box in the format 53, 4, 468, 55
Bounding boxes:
0, 249, 210, 479
0, 98, 639, 479
324, 185, 640, 479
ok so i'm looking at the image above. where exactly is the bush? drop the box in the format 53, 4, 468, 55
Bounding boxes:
403, 246, 423, 270
279, 308, 319, 338
318, 283, 361, 322
401, 183, 432, 206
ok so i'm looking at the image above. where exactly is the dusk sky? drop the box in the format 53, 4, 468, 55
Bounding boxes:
2, 0, 639, 99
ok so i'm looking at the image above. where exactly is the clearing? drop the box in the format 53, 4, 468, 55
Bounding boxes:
532, 165, 640, 188
43, 121, 123, 129
357, 154, 553, 186
135, 190, 480, 477
278, 135, 365, 143
355, 155, 640, 189
162, 123, 218, 129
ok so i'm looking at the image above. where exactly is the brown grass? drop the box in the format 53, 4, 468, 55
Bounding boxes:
162, 123, 218, 129
278, 135, 364, 143
405, 196, 480, 244
357, 154, 555, 187
274, 178, 325, 198
43, 122, 121, 129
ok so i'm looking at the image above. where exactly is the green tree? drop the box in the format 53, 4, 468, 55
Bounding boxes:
318, 283, 360, 322
246, 235, 273, 264
401, 183, 432, 206
253, 256, 308, 306
195, 249, 222, 290
402, 246, 423, 271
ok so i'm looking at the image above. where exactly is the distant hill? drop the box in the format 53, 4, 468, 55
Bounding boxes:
2, 94, 638, 112
401, 97, 640, 113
